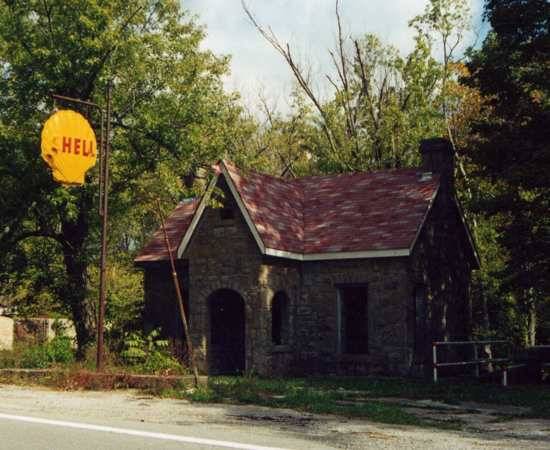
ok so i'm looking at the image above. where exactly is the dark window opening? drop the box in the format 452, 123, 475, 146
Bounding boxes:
414, 285, 427, 359
272, 291, 289, 345
338, 285, 368, 354
220, 207, 234, 221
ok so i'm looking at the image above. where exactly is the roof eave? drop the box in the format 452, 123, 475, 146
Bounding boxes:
265, 247, 410, 261
452, 193, 481, 269
176, 161, 267, 258
409, 183, 440, 254
176, 172, 220, 258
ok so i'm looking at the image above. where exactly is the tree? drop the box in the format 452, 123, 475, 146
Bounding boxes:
228, 90, 319, 177
242, 0, 480, 174
410, 0, 471, 147
0, 0, 242, 356
466, 0, 550, 345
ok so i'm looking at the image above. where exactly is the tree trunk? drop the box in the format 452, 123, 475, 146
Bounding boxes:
61, 198, 95, 360
62, 243, 95, 359
527, 301, 536, 347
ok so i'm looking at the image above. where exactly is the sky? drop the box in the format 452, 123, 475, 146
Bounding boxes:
184, 0, 486, 114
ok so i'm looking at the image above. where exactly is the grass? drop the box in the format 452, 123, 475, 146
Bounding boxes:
2, 369, 549, 428
151, 375, 550, 427
2, 340, 549, 427
178, 376, 427, 427
307, 376, 550, 414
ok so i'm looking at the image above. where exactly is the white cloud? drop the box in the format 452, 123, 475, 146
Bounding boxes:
184, 0, 485, 113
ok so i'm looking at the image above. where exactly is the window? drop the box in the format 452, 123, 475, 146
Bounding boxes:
413, 285, 427, 358
337, 285, 368, 354
271, 291, 290, 345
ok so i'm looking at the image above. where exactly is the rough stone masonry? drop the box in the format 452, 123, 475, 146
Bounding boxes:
136, 138, 478, 377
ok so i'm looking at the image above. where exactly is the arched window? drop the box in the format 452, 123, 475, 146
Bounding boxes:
271, 291, 290, 345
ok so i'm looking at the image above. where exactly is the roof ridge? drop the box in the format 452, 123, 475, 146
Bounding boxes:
290, 167, 424, 182
222, 159, 427, 183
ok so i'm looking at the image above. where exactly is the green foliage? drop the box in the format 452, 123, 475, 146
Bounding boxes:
18, 337, 75, 369
466, 0, 550, 345
0, 0, 246, 355
243, 0, 480, 177
0, 238, 67, 317
86, 263, 144, 345
120, 329, 182, 375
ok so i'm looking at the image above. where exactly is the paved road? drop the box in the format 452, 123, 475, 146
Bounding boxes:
0, 412, 303, 450
0, 384, 548, 449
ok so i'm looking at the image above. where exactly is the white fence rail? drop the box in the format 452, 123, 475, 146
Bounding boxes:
432, 340, 518, 386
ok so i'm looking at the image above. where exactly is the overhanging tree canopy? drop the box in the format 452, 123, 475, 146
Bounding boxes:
0, 0, 243, 356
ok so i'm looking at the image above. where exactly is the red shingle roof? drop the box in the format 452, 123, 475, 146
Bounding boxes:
135, 162, 439, 263
134, 198, 199, 263
299, 171, 438, 254
224, 162, 305, 253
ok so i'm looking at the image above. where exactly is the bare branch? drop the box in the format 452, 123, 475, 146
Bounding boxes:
353, 40, 377, 126
242, 0, 344, 163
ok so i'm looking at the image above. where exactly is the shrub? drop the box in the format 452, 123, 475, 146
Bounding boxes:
121, 329, 182, 375
20, 344, 49, 369
20, 336, 75, 369
46, 336, 74, 364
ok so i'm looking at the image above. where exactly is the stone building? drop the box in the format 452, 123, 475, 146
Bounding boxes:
135, 138, 479, 376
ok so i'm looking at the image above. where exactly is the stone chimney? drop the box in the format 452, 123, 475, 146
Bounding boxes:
420, 138, 455, 193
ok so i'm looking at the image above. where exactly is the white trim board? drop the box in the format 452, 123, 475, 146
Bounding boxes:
176, 173, 219, 258
176, 162, 267, 258
264, 247, 409, 261
220, 163, 266, 254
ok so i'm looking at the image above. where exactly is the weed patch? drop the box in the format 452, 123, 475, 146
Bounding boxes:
0, 337, 74, 369
164, 376, 550, 427
179, 377, 424, 426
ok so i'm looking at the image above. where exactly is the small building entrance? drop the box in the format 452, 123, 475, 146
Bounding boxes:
208, 289, 245, 374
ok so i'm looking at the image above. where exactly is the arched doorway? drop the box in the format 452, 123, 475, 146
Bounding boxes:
208, 289, 245, 374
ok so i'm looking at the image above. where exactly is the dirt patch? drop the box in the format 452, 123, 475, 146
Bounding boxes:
227, 411, 315, 427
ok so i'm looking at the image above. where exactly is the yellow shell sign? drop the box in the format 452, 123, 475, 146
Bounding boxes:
41, 109, 98, 185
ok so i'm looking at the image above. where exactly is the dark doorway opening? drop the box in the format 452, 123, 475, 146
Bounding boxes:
208, 289, 245, 374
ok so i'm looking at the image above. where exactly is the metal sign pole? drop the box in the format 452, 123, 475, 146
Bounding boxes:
96, 82, 112, 371
50, 87, 110, 372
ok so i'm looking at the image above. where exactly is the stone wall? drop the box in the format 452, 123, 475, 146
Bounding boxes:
140, 171, 475, 378
260, 258, 301, 375
0, 316, 14, 350
142, 262, 188, 358
183, 177, 267, 374
13, 318, 76, 344
295, 258, 413, 376
409, 191, 476, 374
